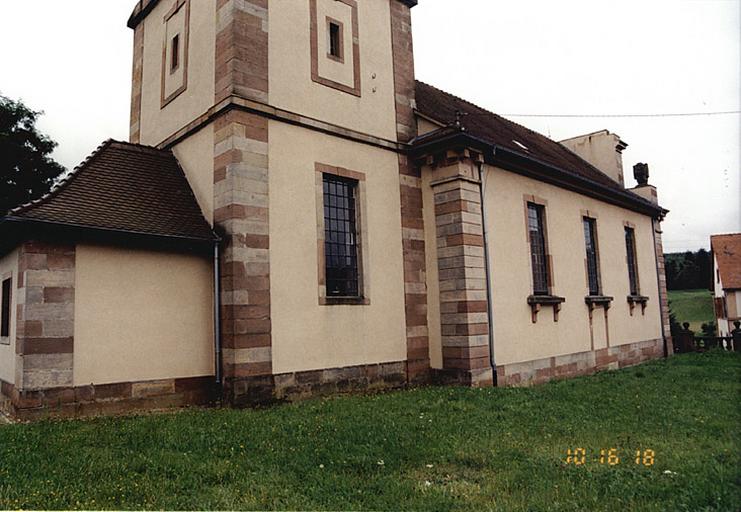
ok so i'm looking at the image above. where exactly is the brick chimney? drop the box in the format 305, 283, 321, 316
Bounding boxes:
559, 130, 628, 186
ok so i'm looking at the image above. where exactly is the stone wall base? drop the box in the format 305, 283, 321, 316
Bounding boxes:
432, 367, 494, 388
0, 376, 218, 421
496, 338, 665, 387
224, 360, 410, 407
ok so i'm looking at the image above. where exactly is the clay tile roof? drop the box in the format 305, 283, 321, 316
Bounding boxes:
7, 140, 215, 243
414, 81, 657, 203
711, 233, 741, 290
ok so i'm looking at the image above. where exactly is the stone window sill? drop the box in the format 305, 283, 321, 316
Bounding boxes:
585, 295, 613, 319
585, 295, 614, 307
320, 296, 370, 306
0, 337, 9, 346
527, 294, 566, 323
627, 294, 649, 315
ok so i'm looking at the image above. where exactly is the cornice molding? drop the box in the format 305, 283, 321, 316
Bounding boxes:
128, 0, 417, 29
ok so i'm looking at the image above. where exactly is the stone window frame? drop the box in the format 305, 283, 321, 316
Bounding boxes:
315, 162, 370, 306
326, 17, 345, 63
160, 0, 190, 109
0, 272, 11, 345
581, 210, 602, 296
624, 221, 649, 315
523, 195, 564, 322
309, 0, 361, 97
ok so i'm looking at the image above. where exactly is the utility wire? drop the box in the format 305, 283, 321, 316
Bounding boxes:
499, 110, 741, 119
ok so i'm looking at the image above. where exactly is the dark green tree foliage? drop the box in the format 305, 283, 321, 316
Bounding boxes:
0, 95, 66, 215
664, 249, 713, 290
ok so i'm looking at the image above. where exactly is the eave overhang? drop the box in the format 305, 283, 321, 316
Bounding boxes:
0, 216, 218, 259
410, 128, 668, 219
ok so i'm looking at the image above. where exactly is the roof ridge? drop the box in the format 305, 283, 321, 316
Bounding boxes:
414, 80, 654, 206
9, 139, 115, 216
107, 139, 172, 156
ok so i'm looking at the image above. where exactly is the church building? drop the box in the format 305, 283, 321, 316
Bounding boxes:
0, 0, 672, 419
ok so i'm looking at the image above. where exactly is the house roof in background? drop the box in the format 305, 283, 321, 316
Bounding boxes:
414, 81, 663, 216
5, 140, 216, 245
711, 233, 741, 290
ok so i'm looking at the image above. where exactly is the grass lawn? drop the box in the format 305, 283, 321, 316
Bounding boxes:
669, 288, 715, 333
1, 352, 739, 511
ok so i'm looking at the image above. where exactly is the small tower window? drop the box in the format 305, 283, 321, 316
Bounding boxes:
170, 34, 180, 73
328, 20, 342, 60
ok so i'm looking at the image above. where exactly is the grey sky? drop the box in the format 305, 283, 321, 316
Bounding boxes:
1, 0, 738, 252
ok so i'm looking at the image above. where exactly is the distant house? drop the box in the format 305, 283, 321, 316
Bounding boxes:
711, 234, 741, 336
0, 0, 672, 420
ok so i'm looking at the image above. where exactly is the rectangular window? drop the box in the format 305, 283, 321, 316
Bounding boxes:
583, 218, 601, 295
527, 203, 550, 295
323, 174, 359, 297
1, 278, 10, 338
328, 21, 341, 59
625, 227, 640, 295
170, 34, 180, 73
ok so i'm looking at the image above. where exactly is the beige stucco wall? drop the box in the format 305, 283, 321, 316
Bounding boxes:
172, 125, 215, 224
315, 0, 356, 88
139, 0, 216, 146
269, 0, 398, 141
268, 121, 407, 374
560, 131, 625, 186
417, 117, 443, 137
421, 167, 443, 369
73, 244, 214, 386
483, 166, 662, 366
0, 249, 18, 384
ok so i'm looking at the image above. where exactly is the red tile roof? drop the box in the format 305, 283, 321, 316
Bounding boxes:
414, 81, 662, 214
711, 233, 741, 290
6, 140, 215, 243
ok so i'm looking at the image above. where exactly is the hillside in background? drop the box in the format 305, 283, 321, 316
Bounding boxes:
665, 249, 712, 291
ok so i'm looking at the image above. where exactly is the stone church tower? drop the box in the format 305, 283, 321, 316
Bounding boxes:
127, 0, 427, 403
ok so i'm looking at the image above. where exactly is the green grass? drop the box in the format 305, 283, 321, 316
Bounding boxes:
669, 288, 715, 332
1, 352, 740, 511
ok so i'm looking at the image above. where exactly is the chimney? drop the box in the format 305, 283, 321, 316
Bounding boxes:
559, 130, 628, 187
629, 163, 659, 204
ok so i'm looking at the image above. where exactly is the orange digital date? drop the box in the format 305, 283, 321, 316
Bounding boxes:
564, 448, 655, 466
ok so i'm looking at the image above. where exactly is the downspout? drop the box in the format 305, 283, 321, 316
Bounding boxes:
477, 156, 498, 385
650, 217, 669, 357
213, 241, 222, 385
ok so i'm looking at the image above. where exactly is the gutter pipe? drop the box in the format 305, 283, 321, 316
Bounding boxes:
650, 218, 669, 357
477, 156, 498, 385
213, 241, 222, 384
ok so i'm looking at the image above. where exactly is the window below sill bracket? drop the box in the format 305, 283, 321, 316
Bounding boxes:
585, 295, 613, 320
528, 295, 566, 323
627, 295, 649, 316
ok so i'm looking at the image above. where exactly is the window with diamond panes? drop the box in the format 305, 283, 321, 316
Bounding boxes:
323, 174, 359, 297
527, 203, 549, 295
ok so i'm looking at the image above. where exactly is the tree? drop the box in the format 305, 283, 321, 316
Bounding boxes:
0, 95, 66, 215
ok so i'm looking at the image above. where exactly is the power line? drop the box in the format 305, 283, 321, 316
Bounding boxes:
500, 110, 741, 119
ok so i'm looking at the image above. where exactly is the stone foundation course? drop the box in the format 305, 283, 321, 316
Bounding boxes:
496, 338, 664, 387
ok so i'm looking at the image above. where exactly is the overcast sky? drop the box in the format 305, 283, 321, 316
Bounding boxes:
1, 0, 738, 252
